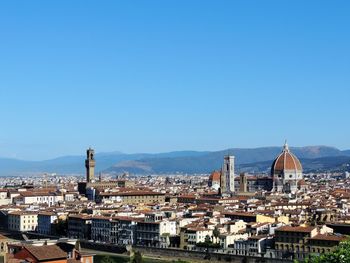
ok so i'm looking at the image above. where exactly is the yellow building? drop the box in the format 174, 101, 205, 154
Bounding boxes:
224, 212, 289, 224
98, 190, 166, 205
0, 234, 14, 263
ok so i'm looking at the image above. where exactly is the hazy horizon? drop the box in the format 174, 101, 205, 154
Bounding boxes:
0, 144, 348, 162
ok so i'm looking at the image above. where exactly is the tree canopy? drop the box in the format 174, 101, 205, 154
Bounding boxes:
100, 256, 115, 263
302, 241, 350, 263
131, 251, 143, 263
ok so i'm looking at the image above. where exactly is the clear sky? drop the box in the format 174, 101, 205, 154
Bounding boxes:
0, 1, 349, 160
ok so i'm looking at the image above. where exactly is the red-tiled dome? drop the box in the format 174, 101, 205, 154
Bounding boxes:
209, 171, 221, 182
271, 143, 302, 176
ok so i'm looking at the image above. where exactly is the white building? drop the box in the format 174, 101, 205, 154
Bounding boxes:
220, 232, 249, 250
13, 192, 63, 206
8, 211, 38, 232
184, 227, 213, 250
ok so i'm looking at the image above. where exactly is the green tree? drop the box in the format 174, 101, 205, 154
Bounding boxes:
204, 234, 212, 244
131, 251, 143, 263
302, 241, 350, 263
101, 256, 115, 263
54, 219, 67, 236
213, 227, 220, 243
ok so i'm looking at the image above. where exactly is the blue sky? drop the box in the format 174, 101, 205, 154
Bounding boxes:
0, 1, 349, 160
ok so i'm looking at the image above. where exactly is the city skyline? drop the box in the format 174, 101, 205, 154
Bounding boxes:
1, 1, 349, 160
0, 2, 349, 262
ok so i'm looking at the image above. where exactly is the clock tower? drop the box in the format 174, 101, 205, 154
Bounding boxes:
85, 148, 95, 182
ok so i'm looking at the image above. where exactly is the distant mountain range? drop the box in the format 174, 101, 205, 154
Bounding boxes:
0, 146, 349, 176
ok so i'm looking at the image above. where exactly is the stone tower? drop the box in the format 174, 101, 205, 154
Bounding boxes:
85, 148, 95, 182
220, 155, 235, 195
239, 173, 248, 192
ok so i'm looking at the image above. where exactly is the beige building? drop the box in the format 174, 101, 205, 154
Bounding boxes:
8, 211, 38, 232
219, 232, 249, 250
0, 190, 10, 206
224, 220, 247, 234
98, 191, 166, 205
274, 225, 343, 261
0, 234, 14, 263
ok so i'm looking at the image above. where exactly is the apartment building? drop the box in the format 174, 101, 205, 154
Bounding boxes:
37, 212, 58, 235
0, 190, 10, 206
67, 214, 92, 240
116, 216, 138, 245
135, 213, 176, 248
8, 211, 38, 232
180, 227, 213, 250
91, 216, 113, 243
98, 191, 166, 205
13, 191, 63, 206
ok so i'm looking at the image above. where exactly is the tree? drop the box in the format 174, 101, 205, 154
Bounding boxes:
75, 240, 81, 251
131, 251, 143, 263
204, 235, 212, 244
302, 241, 350, 263
100, 256, 115, 263
54, 219, 68, 236
213, 227, 220, 243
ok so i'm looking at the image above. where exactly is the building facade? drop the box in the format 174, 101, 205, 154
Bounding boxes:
97, 191, 166, 205
37, 212, 58, 235
67, 215, 92, 240
8, 211, 38, 232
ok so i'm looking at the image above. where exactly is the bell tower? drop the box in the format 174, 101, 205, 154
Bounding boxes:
220, 155, 235, 195
85, 148, 95, 182
239, 173, 248, 192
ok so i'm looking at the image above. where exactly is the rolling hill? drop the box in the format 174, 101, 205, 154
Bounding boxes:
0, 146, 349, 176
105, 146, 350, 174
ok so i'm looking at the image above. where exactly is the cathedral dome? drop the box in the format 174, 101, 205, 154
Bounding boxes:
209, 171, 221, 182
271, 142, 302, 176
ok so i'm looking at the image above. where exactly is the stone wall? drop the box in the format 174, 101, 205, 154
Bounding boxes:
133, 246, 294, 263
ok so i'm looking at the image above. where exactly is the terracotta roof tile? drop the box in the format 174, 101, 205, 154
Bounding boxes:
23, 245, 67, 261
